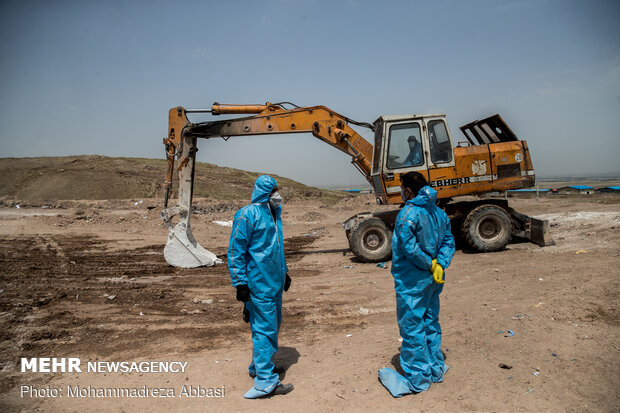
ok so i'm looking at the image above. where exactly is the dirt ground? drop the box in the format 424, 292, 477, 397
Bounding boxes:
0, 194, 618, 412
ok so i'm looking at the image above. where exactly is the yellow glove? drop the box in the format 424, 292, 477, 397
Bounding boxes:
432, 263, 444, 284
430, 259, 437, 274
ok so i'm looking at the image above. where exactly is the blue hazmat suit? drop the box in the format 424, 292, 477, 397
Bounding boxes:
402, 145, 423, 167
378, 185, 455, 397
227, 175, 289, 399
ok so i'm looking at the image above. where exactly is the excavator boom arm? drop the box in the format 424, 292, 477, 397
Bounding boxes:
167, 103, 374, 183
161, 102, 375, 268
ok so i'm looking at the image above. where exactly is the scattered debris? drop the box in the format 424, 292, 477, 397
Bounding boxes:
552, 353, 557, 357
376, 262, 387, 269
344, 265, 354, 269
346, 334, 352, 337
358, 307, 369, 316
499, 363, 513, 370
576, 250, 588, 254
336, 392, 348, 400
525, 388, 534, 395
16, 204, 20, 209
139, 312, 144, 316
534, 303, 543, 307
212, 220, 233, 227
505, 330, 514, 337
193, 298, 214, 304
533, 371, 540, 376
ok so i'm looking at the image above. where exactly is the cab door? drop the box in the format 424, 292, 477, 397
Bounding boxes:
424, 117, 459, 197
380, 119, 427, 204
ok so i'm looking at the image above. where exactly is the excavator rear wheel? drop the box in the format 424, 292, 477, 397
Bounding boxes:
461, 204, 513, 252
349, 217, 392, 263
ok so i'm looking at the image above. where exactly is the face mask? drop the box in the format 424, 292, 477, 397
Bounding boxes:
401, 188, 408, 202
269, 191, 283, 209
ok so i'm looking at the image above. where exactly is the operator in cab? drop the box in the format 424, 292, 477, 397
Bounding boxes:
401, 135, 423, 167
378, 171, 455, 397
227, 175, 293, 399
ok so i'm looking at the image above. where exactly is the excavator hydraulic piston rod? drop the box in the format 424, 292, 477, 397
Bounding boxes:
211, 103, 268, 115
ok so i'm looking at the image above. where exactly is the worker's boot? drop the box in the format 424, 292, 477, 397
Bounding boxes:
271, 383, 293, 396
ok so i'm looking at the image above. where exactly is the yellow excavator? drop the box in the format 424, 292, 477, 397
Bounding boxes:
161, 102, 552, 268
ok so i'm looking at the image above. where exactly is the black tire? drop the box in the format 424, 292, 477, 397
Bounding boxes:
461, 205, 513, 252
349, 217, 392, 262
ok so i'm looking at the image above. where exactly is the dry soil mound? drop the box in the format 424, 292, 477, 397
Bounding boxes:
0, 156, 345, 204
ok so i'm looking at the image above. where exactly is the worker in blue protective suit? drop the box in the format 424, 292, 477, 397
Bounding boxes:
378, 171, 456, 397
227, 175, 294, 399
401, 135, 423, 167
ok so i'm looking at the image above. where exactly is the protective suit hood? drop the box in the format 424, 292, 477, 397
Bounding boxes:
251, 175, 278, 204
408, 185, 437, 208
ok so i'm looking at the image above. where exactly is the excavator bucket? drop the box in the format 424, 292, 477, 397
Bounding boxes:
161, 132, 222, 268
161, 207, 221, 268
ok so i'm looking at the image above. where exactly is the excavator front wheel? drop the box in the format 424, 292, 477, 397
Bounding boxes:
349, 217, 392, 263
461, 204, 513, 252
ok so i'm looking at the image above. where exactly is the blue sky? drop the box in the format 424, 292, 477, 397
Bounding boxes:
1, 0, 618, 187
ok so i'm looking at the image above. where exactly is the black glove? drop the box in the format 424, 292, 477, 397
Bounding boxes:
243, 307, 250, 323
236, 284, 251, 302
284, 273, 291, 292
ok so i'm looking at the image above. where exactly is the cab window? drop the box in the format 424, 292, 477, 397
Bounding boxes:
428, 120, 453, 163
387, 122, 423, 169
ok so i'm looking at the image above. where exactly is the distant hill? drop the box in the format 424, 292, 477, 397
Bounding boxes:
538, 172, 620, 182
0, 156, 346, 204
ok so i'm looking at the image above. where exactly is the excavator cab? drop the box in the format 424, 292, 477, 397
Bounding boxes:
370, 114, 455, 205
